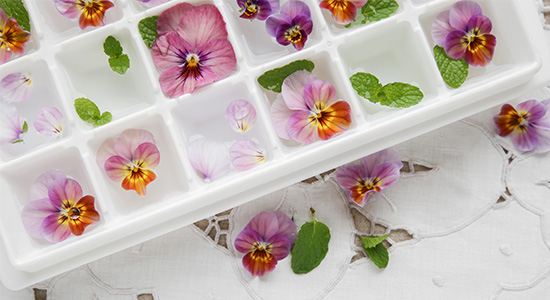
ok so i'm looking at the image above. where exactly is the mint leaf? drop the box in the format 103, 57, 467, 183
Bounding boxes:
95, 112, 112, 126
361, 0, 399, 23
364, 243, 389, 269
381, 82, 423, 108
434, 45, 469, 89
0, 0, 30, 32
11, 139, 23, 144
258, 60, 315, 93
75, 98, 100, 123
104, 35, 123, 57
109, 54, 130, 75
360, 233, 390, 248
138, 16, 159, 49
350, 72, 385, 103
291, 209, 330, 274
22, 121, 28, 133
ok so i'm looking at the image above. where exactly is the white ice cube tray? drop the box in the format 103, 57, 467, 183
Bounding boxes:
0, 0, 548, 290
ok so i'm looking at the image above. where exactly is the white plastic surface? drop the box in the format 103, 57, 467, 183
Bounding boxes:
0, 0, 548, 290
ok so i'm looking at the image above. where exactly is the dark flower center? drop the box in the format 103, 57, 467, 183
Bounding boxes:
245, 1, 258, 15
68, 207, 81, 220
250, 242, 274, 263
182, 53, 202, 79
286, 26, 303, 44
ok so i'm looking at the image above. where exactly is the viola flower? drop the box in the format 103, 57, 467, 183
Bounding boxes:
335, 148, 403, 207
237, 0, 280, 21
0, 102, 26, 145
0, 8, 31, 64
187, 138, 230, 182
136, 0, 167, 8
21, 170, 100, 243
266, 0, 313, 51
234, 211, 297, 277
230, 139, 266, 171
151, 4, 236, 97
270, 71, 351, 144
53, 0, 115, 29
319, 0, 367, 25
226, 99, 257, 134
431, 0, 496, 67
493, 100, 550, 153
0, 72, 33, 103
96, 129, 160, 196
34, 107, 64, 137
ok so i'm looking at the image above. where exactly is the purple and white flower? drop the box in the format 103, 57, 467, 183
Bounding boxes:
265, 0, 313, 51
0, 72, 33, 103
229, 139, 266, 171
34, 107, 64, 137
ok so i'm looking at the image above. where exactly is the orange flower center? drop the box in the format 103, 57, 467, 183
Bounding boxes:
250, 242, 274, 263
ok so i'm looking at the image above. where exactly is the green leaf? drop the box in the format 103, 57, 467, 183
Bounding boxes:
95, 112, 112, 126
0, 0, 30, 32
364, 243, 389, 269
258, 60, 315, 93
361, 0, 399, 23
104, 35, 123, 57
381, 82, 424, 108
11, 139, 23, 144
74, 97, 100, 124
22, 121, 28, 133
433, 45, 469, 89
360, 233, 391, 249
291, 209, 331, 274
350, 72, 385, 103
109, 54, 130, 75
138, 16, 159, 49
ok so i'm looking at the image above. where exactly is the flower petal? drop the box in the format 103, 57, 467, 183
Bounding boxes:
242, 249, 277, 277
137, 0, 167, 8
371, 162, 402, 189
133, 142, 160, 170
96, 137, 118, 171
121, 168, 157, 196
34, 107, 64, 137
449, 0, 482, 32
53, 0, 81, 19
287, 110, 318, 144
226, 100, 257, 134
362, 148, 402, 176
265, 14, 291, 37
113, 129, 156, 162
48, 178, 83, 209
266, 234, 291, 260
271, 211, 297, 243
281, 0, 311, 19
30, 170, 67, 201
517, 100, 547, 123
229, 139, 266, 171
21, 199, 58, 239
104, 155, 132, 182
69, 195, 100, 235
293, 14, 313, 35
303, 79, 337, 110
159, 62, 217, 97
463, 33, 496, 67
157, 2, 193, 35
234, 228, 263, 253
431, 11, 454, 48
78, 0, 114, 29
0, 72, 33, 103
509, 125, 539, 152
0, 102, 24, 146
196, 38, 237, 81
187, 138, 230, 181
335, 165, 367, 188
444, 30, 468, 60
176, 4, 228, 48
270, 94, 295, 140
245, 211, 280, 240
316, 101, 351, 140
0, 48, 12, 64
40, 214, 71, 243
281, 70, 316, 111
493, 104, 518, 137
532, 124, 550, 153
151, 33, 190, 72
320, 0, 359, 25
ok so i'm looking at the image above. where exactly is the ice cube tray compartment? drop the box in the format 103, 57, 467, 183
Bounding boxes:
0, 0, 548, 290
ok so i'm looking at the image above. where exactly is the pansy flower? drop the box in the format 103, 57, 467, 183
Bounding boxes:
0, 8, 31, 64
187, 138, 230, 182
237, 0, 280, 21
21, 170, 100, 243
493, 99, 550, 153
226, 99, 257, 134
151, 3, 236, 97
335, 148, 403, 207
431, 0, 496, 66
34, 107, 64, 137
53, 0, 115, 29
270, 70, 351, 144
96, 129, 160, 196
266, 0, 313, 51
234, 211, 297, 277
0, 102, 26, 145
230, 139, 266, 171
136, 0, 167, 8
319, 0, 367, 25
0, 72, 33, 103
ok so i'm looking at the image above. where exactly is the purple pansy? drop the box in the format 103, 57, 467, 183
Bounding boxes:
335, 148, 403, 207
234, 211, 297, 277
186, 138, 230, 182
265, 0, 313, 51
0, 102, 25, 145
229, 139, 266, 171
34, 107, 64, 137
0, 72, 33, 103
53, 0, 115, 29
237, 0, 280, 21
493, 100, 550, 153
136, 0, 167, 8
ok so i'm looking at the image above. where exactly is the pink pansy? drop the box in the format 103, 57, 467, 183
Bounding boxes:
151, 3, 236, 97
270, 70, 351, 144
493, 100, 550, 153
0, 102, 25, 145
136, 0, 167, 8
186, 138, 230, 182
21, 170, 100, 243
0, 72, 33, 103
234, 211, 297, 277
229, 139, 266, 171
319, 0, 368, 25
34, 107, 64, 137
0, 7, 31, 65
97, 129, 160, 196
53, 0, 115, 29
431, 0, 496, 66
335, 148, 403, 207
226, 99, 257, 134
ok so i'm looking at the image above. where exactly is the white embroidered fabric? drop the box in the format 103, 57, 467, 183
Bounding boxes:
2, 3, 550, 300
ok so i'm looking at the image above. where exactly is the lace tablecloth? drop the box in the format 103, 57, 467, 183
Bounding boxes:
3, 3, 550, 300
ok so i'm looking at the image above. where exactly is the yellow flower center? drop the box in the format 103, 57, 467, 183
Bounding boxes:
245, 1, 258, 15
250, 241, 273, 263
68, 207, 82, 220
286, 26, 303, 44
